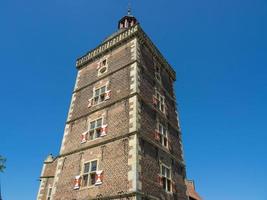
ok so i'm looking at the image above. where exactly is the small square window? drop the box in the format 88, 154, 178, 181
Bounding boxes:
98, 59, 108, 76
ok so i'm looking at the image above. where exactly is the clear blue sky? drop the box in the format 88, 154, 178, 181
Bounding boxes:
0, 0, 266, 199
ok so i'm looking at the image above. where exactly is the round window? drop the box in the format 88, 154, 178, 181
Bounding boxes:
99, 66, 107, 74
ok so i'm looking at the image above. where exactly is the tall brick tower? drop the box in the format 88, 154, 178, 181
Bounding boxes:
37, 12, 192, 200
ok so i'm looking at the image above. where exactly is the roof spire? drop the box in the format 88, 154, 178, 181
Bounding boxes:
118, 1, 137, 30
127, 1, 131, 16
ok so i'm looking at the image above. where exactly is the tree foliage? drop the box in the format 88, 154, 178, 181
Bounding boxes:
0, 155, 6, 172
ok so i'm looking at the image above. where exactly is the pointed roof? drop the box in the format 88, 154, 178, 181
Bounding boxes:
118, 6, 138, 30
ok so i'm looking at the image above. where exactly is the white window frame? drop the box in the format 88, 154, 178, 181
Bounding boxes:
155, 91, 165, 113
158, 122, 168, 148
155, 65, 161, 83
81, 160, 98, 188
97, 58, 108, 77
160, 163, 172, 193
93, 85, 107, 105
46, 186, 52, 200
88, 118, 103, 141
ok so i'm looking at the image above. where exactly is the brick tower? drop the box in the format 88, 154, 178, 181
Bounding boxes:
37, 12, 191, 200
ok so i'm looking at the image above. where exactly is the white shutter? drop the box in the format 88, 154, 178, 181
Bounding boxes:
100, 124, 108, 137
104, 90, 111, 100
95, 170, 103, 186
73, 175, 81, 190
81, 132, 88, 144
88, 98, 93, 108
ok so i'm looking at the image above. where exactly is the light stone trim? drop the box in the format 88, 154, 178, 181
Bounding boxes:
60, 71, 80, 153
129, 96, 140, 133
129, 38, 140, 95
128, 96, 142, 192
67, 92, 77, 122
36, 178, 46, 200
59, 124, 70, 154
36, 160, 47, 200
129, 63, 140, 94
130, 38, 140, 61
74, 70, 81, 90
50, 157, 64, 200
128, 134, 142, 192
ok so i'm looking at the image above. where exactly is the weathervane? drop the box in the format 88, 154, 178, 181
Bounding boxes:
127, 0, 131, 16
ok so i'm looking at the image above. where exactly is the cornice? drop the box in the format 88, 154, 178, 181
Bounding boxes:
76, 25, 139, 68
76, 24, 176, 80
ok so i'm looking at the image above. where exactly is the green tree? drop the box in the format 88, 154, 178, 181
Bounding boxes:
0, 155, 6, 172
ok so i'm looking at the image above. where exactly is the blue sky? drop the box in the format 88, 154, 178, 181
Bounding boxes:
0, 0, 266, 199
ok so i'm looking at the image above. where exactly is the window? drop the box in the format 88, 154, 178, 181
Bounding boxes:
158, 123, 168, 148
98, 59, 108, 76
155, 65, 161, 83
82, 160, 98, 187
93, 86, 107, 104
88, 118, 103, 140
47, 187, 52, 200
88, 84, 111, 108
154, 91, 165, 113
160, 164, 172, 192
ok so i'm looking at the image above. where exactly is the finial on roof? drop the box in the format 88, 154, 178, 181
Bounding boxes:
127, 1, 131, 16
118, 1, 137, 30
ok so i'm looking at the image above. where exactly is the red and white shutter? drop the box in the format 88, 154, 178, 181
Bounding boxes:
158, 175, 163, 186
168, 140, 173, 152
73, 175, 81, 190
104, 90, 111, 100
88, 98, 93, 108
152, 95, 158, 106
81, 132, 88, 144
172, 181, 177, 193
154, 130, 160, 142
95, 170, 103, 186
164, 104, 168, 115
100, 124, 108, 137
